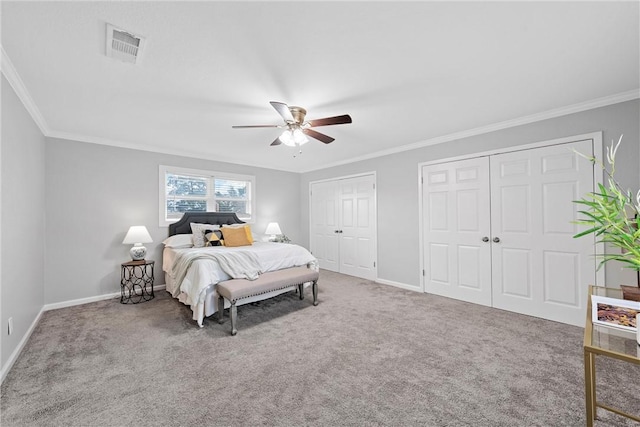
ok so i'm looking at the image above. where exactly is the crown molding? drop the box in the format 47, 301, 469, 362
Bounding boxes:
299, 89, 640, 173
1, 46, 50, 135
46, 130, 302, 174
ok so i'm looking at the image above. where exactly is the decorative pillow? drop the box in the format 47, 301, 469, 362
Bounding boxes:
190, 223, 220, 248
205, 229, 224, 246
162, 234, 194, 248
220, 226, 253, 247
222, 224, 254, 244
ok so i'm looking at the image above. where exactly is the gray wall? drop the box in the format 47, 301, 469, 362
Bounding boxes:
44, 138, 301, 304
300, 99, 640, 289
1, 75, 46, 370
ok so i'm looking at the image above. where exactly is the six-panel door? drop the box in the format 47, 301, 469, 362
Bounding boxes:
422, 157, 493, 306
490, 140, 595, 326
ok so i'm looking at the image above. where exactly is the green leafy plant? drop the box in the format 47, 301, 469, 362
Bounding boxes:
273, 234, 291, 243
573, 135, 640, 276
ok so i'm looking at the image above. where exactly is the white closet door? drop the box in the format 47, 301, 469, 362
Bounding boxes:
490, 140, 595, 326
422, 157, 493, 306
310, 175, 377, 280
310, 181, 340, 272
339, 175, 376, 280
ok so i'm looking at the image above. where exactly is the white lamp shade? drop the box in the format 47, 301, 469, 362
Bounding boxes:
279, 129, 309, 147
279, 130, 295, 147
265, 222, 282, 235
293, 128, 308, 145
122, 226, 153, 244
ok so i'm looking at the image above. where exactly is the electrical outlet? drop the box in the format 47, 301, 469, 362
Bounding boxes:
8, 317, 13, 336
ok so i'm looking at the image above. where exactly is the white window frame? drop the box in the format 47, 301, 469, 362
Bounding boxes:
159, 165, 256, 227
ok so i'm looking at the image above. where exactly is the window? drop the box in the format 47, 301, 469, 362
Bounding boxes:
159, 165, 255, 226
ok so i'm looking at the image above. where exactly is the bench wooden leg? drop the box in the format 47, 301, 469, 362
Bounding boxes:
217, 295, 225, 324
230, 301, 238, 336
312, 280, 318, 306
298, 283, 304, 300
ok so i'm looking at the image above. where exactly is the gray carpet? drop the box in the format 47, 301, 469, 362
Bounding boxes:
2, 270, 639, 426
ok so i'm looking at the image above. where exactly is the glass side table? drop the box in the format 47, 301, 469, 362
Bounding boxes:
584, 285, 640, 426
120, 260, 155, 304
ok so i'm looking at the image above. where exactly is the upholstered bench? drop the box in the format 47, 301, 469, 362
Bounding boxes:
217, 266, 319, 335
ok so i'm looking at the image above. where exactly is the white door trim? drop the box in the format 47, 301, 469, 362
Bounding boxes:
309, 171, 377, 185
418, 132, 603, 167
418, 131, 604, 293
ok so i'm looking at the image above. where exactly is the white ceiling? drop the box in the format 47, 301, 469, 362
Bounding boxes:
2, 1, 639, 173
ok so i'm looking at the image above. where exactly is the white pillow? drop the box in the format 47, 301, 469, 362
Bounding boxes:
190, 223, 220, 248
162, 234, 194, 248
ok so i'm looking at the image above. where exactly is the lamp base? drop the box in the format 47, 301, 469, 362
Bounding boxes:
130, 244, 147, 261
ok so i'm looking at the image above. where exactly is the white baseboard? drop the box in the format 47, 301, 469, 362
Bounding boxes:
44, 284, 166, 311
375, 278, 422, 292
1, 284, 167, 384
1, 307, 44, 384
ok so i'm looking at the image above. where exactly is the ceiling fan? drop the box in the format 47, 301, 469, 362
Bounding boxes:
232, 101, 352, 147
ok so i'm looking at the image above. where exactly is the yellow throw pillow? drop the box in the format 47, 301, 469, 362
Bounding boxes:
222, 224, 254, 244
220, 226, 252, 247
243, 225, 254, 244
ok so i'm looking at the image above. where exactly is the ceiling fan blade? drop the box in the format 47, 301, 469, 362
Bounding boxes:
308, 114, 352, 127
270, 101, 295, 123
303, 128, 335, 144
270, 137, 282, 146
232, 124, 280, 129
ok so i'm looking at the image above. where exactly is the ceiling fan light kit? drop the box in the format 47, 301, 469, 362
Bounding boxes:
279, 128, 308, 147
233, 101, 352, 148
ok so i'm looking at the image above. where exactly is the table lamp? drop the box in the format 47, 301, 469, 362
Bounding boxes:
123, 225, 153, 260
265, 222, 282, 242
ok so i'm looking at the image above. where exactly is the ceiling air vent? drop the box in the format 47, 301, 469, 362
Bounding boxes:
106, 24, 145, 64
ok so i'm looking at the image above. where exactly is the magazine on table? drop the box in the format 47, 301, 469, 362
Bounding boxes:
592, 295, 640, 332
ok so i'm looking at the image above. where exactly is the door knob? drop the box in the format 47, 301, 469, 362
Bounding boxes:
482, 237, 489, 242
334, 230, 340, 234
493, 237, 501, 243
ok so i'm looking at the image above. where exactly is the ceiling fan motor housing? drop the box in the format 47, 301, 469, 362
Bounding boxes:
289, 106, 307, 124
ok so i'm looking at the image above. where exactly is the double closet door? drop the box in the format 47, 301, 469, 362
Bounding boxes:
421, 139, 597, 326
310, 174, 377, 280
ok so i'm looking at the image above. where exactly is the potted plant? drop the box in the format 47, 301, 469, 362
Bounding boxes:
573, 135, 640, 301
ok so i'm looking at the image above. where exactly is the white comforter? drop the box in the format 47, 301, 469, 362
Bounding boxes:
163, 242, 318, 321
171, 249, 263, 293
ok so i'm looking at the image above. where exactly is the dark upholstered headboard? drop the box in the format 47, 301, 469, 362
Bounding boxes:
168, 212, 245, 236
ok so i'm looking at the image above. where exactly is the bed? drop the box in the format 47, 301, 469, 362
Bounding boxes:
163, 212, 318, 327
